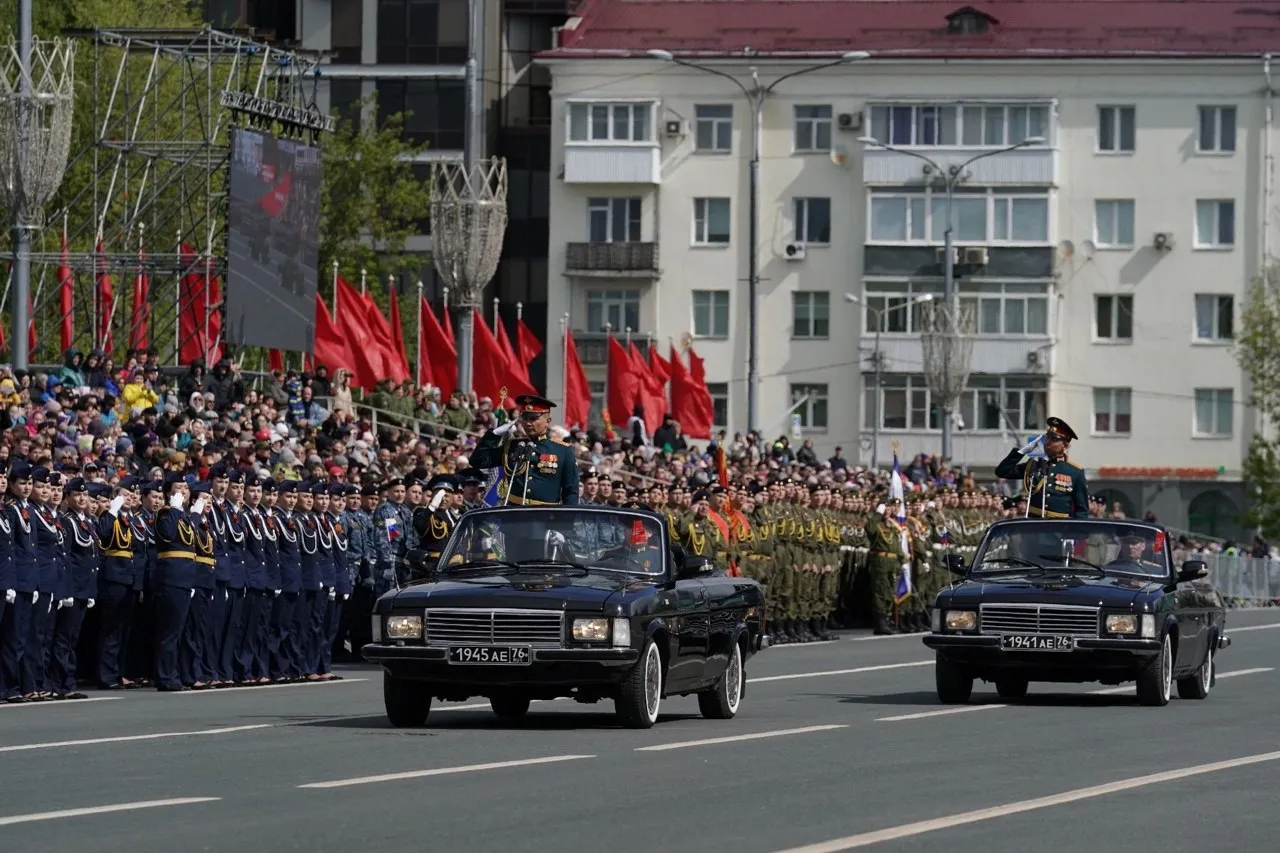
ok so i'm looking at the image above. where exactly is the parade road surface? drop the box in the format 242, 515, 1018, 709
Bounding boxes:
3, 611, 1280, 853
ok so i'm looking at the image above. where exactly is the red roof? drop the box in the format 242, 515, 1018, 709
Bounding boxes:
544, 0, 1280, 59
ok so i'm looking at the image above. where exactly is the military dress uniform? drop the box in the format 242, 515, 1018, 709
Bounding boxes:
413, 475, 460, 570
0, 464, 38, 702
25, 468, 68, 699
321, 484, 352, 675
471, 396, 580, 506
995, 417, 1090, 519
153, 473, 197, 691
94, 480, 137, 689
239, 491, 273, 683
344, 483, 379, 654
125, 480, 159, 687
270, 481, 303, 680
179, 481, 217, 688
0, 468, 15, 700
50, 478, 97, 699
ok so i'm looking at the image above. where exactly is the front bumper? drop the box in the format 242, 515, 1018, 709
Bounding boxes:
923, 632, 1163, 679
361, 643, 641, 686
923, 634, 1162, 652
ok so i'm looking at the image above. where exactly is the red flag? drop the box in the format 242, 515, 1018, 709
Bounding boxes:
562, 327, 591, 430
312, 295, 356, 379
606, 335, 641, 427
58, 233, 73, 352
686, 345, 716, 425
178, 243, 224, 365
354, 286, 409, 384
628, 340, 667, 426
669, 345, 713, 440
419, 298, 456, 398
649, 346, 671, 383
517, 318, 543, 366
495, 314, 526, 383
258, 171, 292, 218
129, 247, 150, 351
472, 310, 536, 403
94, 241, 114, 354
386, 288, 412, 382
334, 277, 385, 389
268, 349, 284, 373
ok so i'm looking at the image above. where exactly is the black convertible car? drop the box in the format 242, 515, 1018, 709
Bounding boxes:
362, 505, 767, 729
923, 518, 1230, 707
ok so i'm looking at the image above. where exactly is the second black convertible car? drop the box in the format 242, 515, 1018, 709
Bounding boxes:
923, 518, 1230, 707
362, 506, 767, 729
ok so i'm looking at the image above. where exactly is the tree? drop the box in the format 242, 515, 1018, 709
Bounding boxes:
1233, 265, 1280, 536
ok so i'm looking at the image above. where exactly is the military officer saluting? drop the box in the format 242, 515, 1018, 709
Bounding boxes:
412, 475, 460, 568
995, 417, 1089, 519
472, 395, 579, 506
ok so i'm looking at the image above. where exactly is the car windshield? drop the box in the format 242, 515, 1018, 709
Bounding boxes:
438, 509, 667, 575
974, 520, 1170, 578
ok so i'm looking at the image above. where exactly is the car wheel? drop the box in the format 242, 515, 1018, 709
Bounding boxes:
935, 655, 973, 704
383, 673, 432, 727
698, 640, 744, 720
1176, 646, 1213, 700
490, 693, 532, 720
616, 639, 662, 729
995, 677, 1029, 699
1136, 633, 1173, 707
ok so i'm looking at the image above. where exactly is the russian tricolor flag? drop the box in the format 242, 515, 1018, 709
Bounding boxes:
384, 515, 401, 542
891, 451, 913, 605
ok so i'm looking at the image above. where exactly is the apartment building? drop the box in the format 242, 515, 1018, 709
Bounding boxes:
538, 0, 1280, 535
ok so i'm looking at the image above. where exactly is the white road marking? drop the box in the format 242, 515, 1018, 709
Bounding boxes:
0, 725, 274, 754
750, 661, 932, 684
772, 749, 1280, 852
297, 754, 596, 789
0, 798, 220, 827
0, 696, 122, 710
636, 724, 847, 752
877, 667, 1272, 720
1226, 623, 1280, 633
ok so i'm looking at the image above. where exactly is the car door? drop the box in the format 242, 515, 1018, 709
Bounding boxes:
700, 576, 741, 683
1171, 569, 1205, 674
670, 579, 710, 689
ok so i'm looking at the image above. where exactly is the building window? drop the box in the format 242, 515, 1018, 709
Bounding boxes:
692, 198, 731, 245
869, 375, 1047, 432
588, 381, 606, 427
792, 291, 830, 339
692, 290, 730, 338
867, 103, 1050, 147
868, 189, 1050, 244
376, 78, 467, 150
793, 197, 832, 244
568, 102, 652, 143
1195, 200, 1235, 248
1194, 294, 1234, 341
694, 104, 733, 153
585, 289, 641, 333
793, 105, 833, 152
707, 382, 729, 428
864, 282, 1049, 337
376, 0, 469, 65
1094, 200, 1136, 247
1097, 106, 1136, 153
1094, 295, 1134, 341
328, 79, 364, 129
1197, 106, 1237, 153
790, 384, 829, 430
1193, 388, 1233, 437
1093, 388, 1132, 435
586, 197, 641, 243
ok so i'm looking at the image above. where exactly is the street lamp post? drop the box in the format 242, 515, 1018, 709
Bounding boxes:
845, 292, 933, 469
648, 49, 869, 437
856, 135, 1045, 463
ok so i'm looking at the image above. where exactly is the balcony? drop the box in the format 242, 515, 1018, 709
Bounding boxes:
569, 331, 655, 367
565, 242, 660, 279
875, 336, 1052, 375
563, 145, 660, 184
862, 146, 1058, 187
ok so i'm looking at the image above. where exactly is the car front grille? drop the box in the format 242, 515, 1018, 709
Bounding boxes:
424, 609, 565, 648
979, 604, 1099, 637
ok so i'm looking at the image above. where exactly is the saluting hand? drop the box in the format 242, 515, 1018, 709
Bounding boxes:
3, 589, 14, 604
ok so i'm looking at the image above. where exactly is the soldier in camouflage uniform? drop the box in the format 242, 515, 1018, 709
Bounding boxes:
371, 480, 407, 592
865, 502, 909, 635
681, 490, 723, 559
344, 483, 379, 652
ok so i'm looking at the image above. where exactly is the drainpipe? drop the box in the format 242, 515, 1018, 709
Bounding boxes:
1264, 54, 1274, 282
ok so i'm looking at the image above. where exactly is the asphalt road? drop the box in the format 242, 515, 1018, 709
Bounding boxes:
3, 611, 1280, 853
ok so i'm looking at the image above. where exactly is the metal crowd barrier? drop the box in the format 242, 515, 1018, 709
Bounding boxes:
1201, 553, 1280, 609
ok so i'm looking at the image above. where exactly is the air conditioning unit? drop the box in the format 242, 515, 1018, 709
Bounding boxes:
1026, 350, 1041, 368
935, 246, 959, 265
837, 111, 863, 131
963, 247, 990, 266
784, 241, 807, 260
664, 119, 686, 137
1153, 232, 1174, 251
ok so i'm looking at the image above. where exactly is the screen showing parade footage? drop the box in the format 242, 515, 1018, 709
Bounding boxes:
225, 127, 321, 352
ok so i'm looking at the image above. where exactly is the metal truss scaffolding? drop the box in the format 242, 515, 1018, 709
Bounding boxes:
3, 27, 321, 365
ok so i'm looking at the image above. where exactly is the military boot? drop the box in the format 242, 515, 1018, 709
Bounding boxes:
874, 616, 897, 636
783, 619, 803, 643
810, 618, 835, 641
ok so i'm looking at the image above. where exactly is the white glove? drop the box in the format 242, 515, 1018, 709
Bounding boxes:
109, 496, 125, 516
274, 589, 282, 596
87, 598, 95, 609
192, 496, 207, 515
547, 530, 567, 546
189, 589, 195, 598
4, 589, 14, 604
62, 597, 73, 608
32, 591, 39, 604
342, 593, 349, 601
328, 587, 336, 600
493, 421, 518, 437
169, 493, 185, 509
876, 503, 886, 515
428, 490, 445, 512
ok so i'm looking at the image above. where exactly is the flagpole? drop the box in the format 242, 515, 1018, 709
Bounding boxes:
331, 260, 338, 318
62, 210, 71, 347
416, 279, 425, 386
201, 244, 211, 364
604, 321, 612, 428
360, 267, 367, 296
492, 296, 499, 331
625, 326, 631, 348
174, 229, 182, 365
560, 313, 568, 414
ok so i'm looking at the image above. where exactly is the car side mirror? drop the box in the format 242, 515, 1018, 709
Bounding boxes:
677, 554, 714, 580
1177, 560, 1209, 583
944, 552, 969, 576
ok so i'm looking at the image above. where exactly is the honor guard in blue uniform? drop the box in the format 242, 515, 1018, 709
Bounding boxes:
179, 481, 216, 689
295, 483, 322, 679
1, 463, 37, 702
258, 479, 284, 680
0, 466, 13, 701
94, 478, 138, 689
472, 395, 579, 506
371, 479, 408, 589
153, 473, 196, 691
995, 417, 1090, 519
205, 465, 233, 686
269, 480, 303, 681
239, 476, 272, 683
24, 467, 68, 700
333, 483, 368, 663
323, 484, 352, 674
216, 470, 249, 686
50, 477, 97, 699
124, 480, 160, 688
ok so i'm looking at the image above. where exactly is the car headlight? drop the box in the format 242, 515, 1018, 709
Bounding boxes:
573, 618, 611, 641
385, 614, 422, 640
945, 610, 977, 631
1105, 614, 1138, 635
